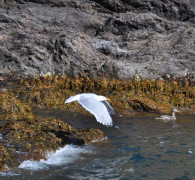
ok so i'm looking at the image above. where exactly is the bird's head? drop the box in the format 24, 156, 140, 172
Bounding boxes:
96, 95, 111, 102
172, 108, 180, 113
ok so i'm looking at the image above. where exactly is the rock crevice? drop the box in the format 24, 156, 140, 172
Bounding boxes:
0, 0, 194, 80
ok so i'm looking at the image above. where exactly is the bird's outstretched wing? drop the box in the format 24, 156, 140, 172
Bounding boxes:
101, 100, 116, 115
78, 97, 113, 126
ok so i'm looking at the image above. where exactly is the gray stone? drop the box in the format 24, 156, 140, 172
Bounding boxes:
0, 0, 194, 81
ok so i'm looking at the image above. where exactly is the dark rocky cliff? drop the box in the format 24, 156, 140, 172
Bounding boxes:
0, 0, 194, 80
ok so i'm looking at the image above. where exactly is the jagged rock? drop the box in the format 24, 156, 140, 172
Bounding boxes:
91, 0, 195, 22
0, 0, 194, 80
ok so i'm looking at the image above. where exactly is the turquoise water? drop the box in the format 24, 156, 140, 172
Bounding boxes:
1, 110, 195, 179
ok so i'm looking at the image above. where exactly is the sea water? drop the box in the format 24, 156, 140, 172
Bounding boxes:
1, 110, 195, 179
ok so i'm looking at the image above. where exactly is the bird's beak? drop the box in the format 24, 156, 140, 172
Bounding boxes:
106, 98, 111, 101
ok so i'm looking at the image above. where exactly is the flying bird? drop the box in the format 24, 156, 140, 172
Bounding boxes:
64, 93, 115, 126
155, 108, 180, 121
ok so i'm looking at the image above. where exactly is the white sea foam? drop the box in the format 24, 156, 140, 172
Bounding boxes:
19, 145, 91, 171
125, 168, 134, 173
19, 160, 49, 171
91, 136, 108, 143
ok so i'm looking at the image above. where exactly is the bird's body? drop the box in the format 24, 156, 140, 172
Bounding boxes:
155, 108, 180, 121
64, 93, 115, 126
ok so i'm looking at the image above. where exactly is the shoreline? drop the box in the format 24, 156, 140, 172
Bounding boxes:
0, 75, 194, 171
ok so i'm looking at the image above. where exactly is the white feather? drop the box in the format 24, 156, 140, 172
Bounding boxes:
64, 93, 114, 126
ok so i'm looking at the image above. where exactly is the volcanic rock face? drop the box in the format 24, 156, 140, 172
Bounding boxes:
0, 0, 194, 80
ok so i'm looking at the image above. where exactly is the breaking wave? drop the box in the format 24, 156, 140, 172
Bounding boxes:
19, 145, 92, 171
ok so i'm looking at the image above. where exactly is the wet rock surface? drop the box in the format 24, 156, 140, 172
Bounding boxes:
0, 91, 104, 171
0, 0, 195, 171
0, 0, 194, 80
0, 76, 194, 171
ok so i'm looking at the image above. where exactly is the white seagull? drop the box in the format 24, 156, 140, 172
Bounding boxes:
155, 108, 180, 121
64, 93, 115, 126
